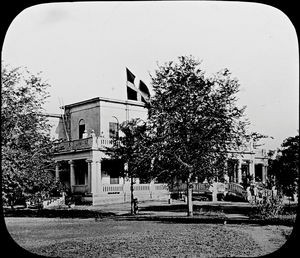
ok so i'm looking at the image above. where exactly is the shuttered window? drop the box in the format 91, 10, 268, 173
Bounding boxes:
109, 122, 118, 138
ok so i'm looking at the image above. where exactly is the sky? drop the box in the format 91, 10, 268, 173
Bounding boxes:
2, 1, 299, 150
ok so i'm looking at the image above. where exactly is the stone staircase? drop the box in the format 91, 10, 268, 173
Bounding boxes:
226, 183, 248, 201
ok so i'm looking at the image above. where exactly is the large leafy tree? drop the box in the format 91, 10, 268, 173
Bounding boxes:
268, 134, 299, 197
1, 65, 57, 207
145, 56, 248, 216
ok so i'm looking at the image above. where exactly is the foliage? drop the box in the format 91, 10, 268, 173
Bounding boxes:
145, 56, 248, 183
268, 134, 299, 197
1, 64, 57, 207
248, 132, 269, 148
106, 118, 151, 181
106, 118, 151, 214
251, 195, 284, 219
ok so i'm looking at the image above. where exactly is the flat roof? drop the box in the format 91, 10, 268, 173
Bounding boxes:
41, 113, 62, 118
62, 97, 146, 109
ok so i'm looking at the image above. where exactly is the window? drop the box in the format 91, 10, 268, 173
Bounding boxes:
79, 119, 85, 139
109, 122, 118, 139
102, 159, 122, 185
110, 177, 120, 185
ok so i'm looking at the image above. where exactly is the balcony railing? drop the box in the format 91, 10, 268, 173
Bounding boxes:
55, 137, 117, 153
96, 138, 114, 147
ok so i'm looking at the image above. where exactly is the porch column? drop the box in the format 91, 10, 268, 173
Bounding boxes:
55, 161, 60, 181
69, 160, 75, 193
249, 160, 255, 182
262, 165, 267, 184
96, 160, 102, 193
237, 159, 242, 184
224, 161, 229, 182
149, 180, 155, 199
86, 160, 92, 193
233, 161, 237, 183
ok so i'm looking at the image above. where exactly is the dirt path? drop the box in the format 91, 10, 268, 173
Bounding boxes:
225, 224, 292, 256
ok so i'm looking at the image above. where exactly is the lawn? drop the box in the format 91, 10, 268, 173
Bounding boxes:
4, 217, 293, 257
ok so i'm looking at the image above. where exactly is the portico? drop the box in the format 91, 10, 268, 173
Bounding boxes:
53, 135, 170, 205
226, 147, 268, 185
53, 139, 104, 195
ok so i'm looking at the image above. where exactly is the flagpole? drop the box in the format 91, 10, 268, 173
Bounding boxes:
125, 67, 134, 214
125, 67, 151, 214
126, 101, 129, 122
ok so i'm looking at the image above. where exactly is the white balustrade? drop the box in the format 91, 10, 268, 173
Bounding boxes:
103, 185, 124, 192
55, 137, 118, 152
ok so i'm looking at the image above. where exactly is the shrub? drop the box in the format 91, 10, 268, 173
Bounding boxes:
252, 195, 284, 218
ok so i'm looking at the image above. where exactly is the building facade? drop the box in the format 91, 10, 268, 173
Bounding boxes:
226, 144, 269, 185
53, 96, 269, 205
53, 97, 169, 205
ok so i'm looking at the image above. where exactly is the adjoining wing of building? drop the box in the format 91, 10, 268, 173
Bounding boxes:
52, 96, 269, 205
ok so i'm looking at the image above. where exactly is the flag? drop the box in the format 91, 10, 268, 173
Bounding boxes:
126, 68, 138, 101
126, 68, 151, 103
126, 68, 135, 84
139, 80, 150, 103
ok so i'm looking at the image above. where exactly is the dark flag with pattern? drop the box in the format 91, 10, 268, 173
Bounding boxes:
139, 80, 150, 103
126, 68, 138, 101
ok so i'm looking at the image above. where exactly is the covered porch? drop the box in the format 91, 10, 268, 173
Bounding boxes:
55, 159, 93, 194
54, 148, 102, 196
226, 158, 267, 185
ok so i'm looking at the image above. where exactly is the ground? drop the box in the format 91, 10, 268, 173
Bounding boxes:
5, 217, 293, 257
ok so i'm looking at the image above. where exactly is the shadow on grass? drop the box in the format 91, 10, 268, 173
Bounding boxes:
114, 214, 297, 226
4, 208, 116, 218
140, 204, 187, 213
4, 202, 297, 227
140, 203, 254, 215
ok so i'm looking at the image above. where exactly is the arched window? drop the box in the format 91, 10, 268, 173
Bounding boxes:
79, 119, 85, 139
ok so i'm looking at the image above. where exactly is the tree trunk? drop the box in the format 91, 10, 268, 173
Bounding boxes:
130, 176, 134, 215
187, 175, 193, 217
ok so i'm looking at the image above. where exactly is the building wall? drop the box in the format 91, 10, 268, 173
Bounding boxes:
55, 98, 148, 140
56, 118, 66, 140
68, 101, 101, 140
99, 100, 148, 138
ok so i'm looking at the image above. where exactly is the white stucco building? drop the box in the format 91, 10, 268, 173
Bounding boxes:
52, 96, 269, 205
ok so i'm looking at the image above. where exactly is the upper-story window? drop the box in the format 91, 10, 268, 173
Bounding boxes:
109, 122, 118, 139
79, 119, 85, 139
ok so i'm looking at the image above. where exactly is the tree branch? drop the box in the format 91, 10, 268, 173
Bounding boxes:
174, 153, 192, 169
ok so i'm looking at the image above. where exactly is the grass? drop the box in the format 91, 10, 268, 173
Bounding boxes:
5, 217, 294, 257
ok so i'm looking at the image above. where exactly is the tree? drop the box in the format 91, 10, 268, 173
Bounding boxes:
106, 118, 149, 214
1, 64, 57, 207
268, 134, 299, 198
145, 56, 248, 216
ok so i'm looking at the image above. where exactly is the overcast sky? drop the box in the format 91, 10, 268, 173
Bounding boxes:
2, 1, 298, 150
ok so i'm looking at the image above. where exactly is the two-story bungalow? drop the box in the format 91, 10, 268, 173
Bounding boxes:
53, 96, 269, 205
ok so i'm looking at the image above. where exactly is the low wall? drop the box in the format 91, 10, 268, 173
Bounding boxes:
93, 184, 170, 205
